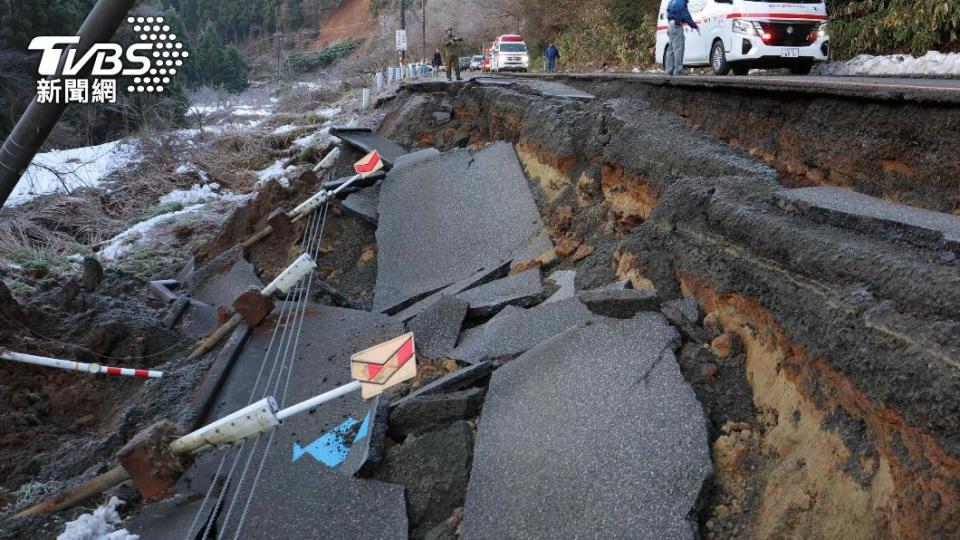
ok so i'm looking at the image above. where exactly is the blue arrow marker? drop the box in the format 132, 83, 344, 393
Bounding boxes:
292, 418, 359, 466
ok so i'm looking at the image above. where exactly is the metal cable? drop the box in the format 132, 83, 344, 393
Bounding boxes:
217, 204, 328, 538
189, 210, 321, 540
229, 203, 330, 539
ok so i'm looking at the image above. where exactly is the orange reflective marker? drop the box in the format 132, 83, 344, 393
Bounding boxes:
350, 333, 417, 399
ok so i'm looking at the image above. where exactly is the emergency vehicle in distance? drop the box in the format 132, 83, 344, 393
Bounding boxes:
655, 0, 830, 75
489, 34, 530, 73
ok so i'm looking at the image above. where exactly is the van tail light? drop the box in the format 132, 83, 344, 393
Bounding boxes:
761, 32, 772, 42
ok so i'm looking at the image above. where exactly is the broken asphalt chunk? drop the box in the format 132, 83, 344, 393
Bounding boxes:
330, 127, 409, 168
392, 362, 493, 408
374, 142, 551, 312
455, 269, 543, 317
342, 184, 380, 224
373, 421, 474, 539
391, 261, 512, 322
408, 295, 469, 358
543, 269, 576, 304
449, 297, 602, 364
461, 314, 709, 539
389, 387, 486, 439
578, 287, 660, 319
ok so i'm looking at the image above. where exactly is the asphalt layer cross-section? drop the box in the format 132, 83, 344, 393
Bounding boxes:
461, 313, 711, 539
373, 142, 552, 313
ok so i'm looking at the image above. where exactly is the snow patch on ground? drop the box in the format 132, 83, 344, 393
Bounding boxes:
10, 140, 142, 206
293, 127, 332, 149
317, 107, 341, 119
159, 183, 226, 206
99, 206, 202, 261
817, 51, 960, 77
57, 497, 138, 540
271, 124, 299, 136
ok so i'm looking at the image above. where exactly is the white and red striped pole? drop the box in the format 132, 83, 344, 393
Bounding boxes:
0, 351, 162, 379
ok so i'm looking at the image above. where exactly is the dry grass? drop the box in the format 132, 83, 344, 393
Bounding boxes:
193, 131, 278, 192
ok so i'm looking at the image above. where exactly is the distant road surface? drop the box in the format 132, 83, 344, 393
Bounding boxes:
517, 72, 960, 103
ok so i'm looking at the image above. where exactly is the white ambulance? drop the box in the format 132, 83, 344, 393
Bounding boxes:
491, 34, 530, 73
655, 0, 830, 75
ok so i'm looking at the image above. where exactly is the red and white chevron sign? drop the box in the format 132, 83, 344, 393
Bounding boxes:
350, 333, 417, 399
353, 150, 384, 178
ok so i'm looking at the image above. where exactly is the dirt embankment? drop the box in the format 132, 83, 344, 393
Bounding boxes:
378, 80, 960, 538
576, 79, 960, 215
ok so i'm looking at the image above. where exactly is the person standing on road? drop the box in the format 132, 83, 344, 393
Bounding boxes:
431, 48, 443, 76
545, 43, 560, 73
442, 27, 464, 81
666, 0, 700, 76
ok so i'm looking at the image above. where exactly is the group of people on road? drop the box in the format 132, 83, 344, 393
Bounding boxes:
426, 28, 563, 79
425, 0, 699, 80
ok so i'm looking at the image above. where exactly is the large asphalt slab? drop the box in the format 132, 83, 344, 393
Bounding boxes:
373, 142, 552, 312
461, 313, 711, 539
130, 303, 409, 539
779, 186, 960, 247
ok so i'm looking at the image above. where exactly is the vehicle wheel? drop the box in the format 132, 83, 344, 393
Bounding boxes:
710, 41, 731, 75
732, 63, 749, 75
790, 61, 813, 75
664, 45, 674, 74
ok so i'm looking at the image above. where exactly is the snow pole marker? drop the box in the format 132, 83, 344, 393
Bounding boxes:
0, 350, 162, 379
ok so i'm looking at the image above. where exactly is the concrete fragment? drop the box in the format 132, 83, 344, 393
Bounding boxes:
455, 269, 543, 317
375, 143, 551, 312
342, 184, 380, 224
461, 315, 709, 539
408, 295, 469, 358
432, 112, 452, 124
389, 387, 486, 439
544, 270, 576, 304
578, 287, 660, 319
374, 421, 474, 538
391, 261, 512, 322
392, 362, 493, 408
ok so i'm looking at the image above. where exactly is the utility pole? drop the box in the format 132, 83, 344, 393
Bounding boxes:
0, 0, 138, 207
422, 0, 426, 62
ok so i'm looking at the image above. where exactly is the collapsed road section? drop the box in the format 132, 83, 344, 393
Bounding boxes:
373, 76, 960, 538
2, 74, 958, 540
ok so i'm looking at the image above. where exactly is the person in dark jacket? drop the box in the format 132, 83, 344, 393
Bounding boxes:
545, 43, 560, 72
666, 0, 700, 76
431, 48, 443, 76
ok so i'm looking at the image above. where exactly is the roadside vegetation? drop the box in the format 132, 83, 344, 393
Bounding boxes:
517, 0, 960, 71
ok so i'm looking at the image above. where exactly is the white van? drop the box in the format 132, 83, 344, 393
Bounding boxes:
491, 34, 530, 73
655, 0, 829, 75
